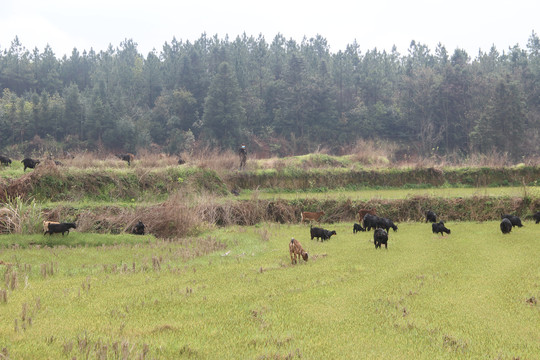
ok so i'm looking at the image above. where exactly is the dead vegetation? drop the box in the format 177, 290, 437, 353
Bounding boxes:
0, 197, 43, 234
31, 192, 539, 240
2, 144, 540, 175
72, 193, 299, 238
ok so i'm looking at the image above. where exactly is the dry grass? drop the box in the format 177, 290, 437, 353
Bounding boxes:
183, 145, 243, 173
0, 197, 43, 234
395, 150, 540, 168
5, 145, 537, 173
72, 190, 301, 238
54, 151, 180, 170
75, 191, 212, 238
57, 148, 249, 173
347, 138, 396, 166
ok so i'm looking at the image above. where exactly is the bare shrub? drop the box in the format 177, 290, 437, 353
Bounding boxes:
266, 201, 298, 223
194, 195, 267, 227
76, 191, 209, 238
144, 196, 208, 238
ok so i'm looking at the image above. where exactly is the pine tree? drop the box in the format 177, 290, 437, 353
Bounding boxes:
201, 62, 246, 148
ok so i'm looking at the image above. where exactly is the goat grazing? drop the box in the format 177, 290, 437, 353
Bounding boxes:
353, 223, 365, 233
432, 221, 451, 236
362, 213, 380, 231
289, 238, 308, 264
310, 225, 336, 241
301, 211, 324, 223
500, 218, 512, 234
374, 228, 388, 249
44, 222, 77, 236
21, 158, 40, 171
378, 217, 398, 232
323, 229, 337, 241
425, 210, 437, 223
501, 214, 523, 228
0, 155, 12, 166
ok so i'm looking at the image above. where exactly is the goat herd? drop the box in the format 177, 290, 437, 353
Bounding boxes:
1, 156, 44, 171
41, 220, 146, 237
289, 209, 540, 265
0, 153, 187, 171
0, 153, 137, 171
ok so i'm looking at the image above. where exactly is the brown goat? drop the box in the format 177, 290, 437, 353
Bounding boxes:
358, 208, 376, 222
301, 211, 324, 223
289, 238, 308, 264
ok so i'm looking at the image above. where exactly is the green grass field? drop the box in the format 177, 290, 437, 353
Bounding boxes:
0, 221, 538, 359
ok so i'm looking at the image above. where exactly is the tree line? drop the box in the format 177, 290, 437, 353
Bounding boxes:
1, 32, 539, 159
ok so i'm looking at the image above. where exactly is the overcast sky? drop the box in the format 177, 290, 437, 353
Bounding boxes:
0, 0, 538, 58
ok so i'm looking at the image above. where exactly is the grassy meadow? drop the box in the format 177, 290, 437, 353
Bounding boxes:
0, 221, 539, 359
1, 150, 539, 358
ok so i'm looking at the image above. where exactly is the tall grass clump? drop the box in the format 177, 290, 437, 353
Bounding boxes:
184, 145, 242, 173
0, 196, 42, 234
132, 149, 181, 168
347, 138, 395, 166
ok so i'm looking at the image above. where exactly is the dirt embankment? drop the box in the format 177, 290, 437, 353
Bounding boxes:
2, 163, 538, 238
38, 195, 538, 239
225, 166, 540, 190
2, 164, 539, 202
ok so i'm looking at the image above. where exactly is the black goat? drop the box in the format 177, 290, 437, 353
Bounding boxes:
432, 221, 451, 236
500, 218, 512, 234
323, 229, 337, 241
425, 210, 437, 223
310, 226, 326, 241
132, 221, 145, 235
116, 153, 134, 166
374, 228, 388, 249
44, 222, 77, 236
533, 212, 540, 224
0, 155, 12, 166
353, 223, 365, 233
378, 217, 398, 232
363, 213, 380, 231
22, 158, 40, 171
310, 226, 336, 241
501, 214, 523, 228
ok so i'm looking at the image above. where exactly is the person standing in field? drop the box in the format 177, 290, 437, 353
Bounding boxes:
238, 143, 247, 170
